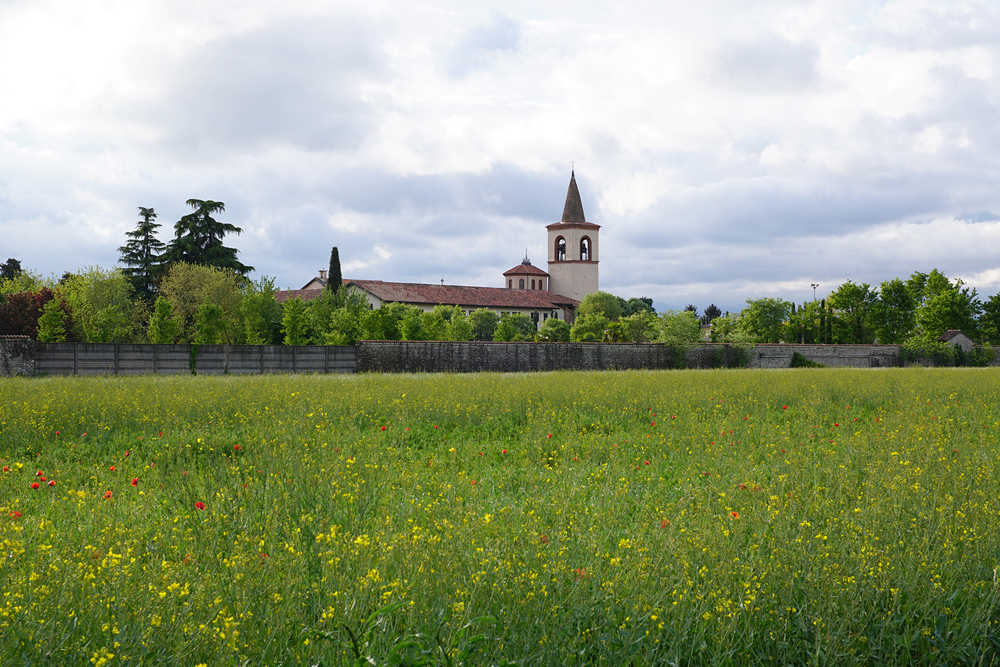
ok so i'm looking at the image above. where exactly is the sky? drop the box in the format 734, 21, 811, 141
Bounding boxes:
2, 0, 1000, 314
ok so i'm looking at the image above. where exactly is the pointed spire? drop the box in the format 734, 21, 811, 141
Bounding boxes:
522, 249, 531, 265
560, 170, 586, 223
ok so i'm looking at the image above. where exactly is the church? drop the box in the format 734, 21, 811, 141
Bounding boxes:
275, 172, 601, 328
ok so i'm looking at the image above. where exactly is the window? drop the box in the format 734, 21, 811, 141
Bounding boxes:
555, 236, 566, 261
580, 237, 591, 261
508, 279, 512, 288
519, 279, 524, 289
531, 279, 535, 290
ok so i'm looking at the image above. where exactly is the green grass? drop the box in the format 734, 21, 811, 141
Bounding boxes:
2, 369, 1000, 665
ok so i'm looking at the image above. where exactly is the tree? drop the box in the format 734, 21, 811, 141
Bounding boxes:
737, 297, 791, 343
148, 296, 182, 344
281, 297, 309, 345
469, 308, 500, 341
536, 317, 571, 342
118, 207, 165, 302
359, 302, 408, 341
570, 313, 609, 342
657, 310, 703, 345
916, 281, 980, 341
36, 297, 69, 342
577, 291, 624, 321
398, 306, 428, 341
871, 278, 916, 344
322, 291, 370, 345
60, 267, 146, 343
241, 277, 282, 345
193, 300, 226, 344
981, 294, 1000, 344
445, 306, 473, 341
0, 289, 54, 338
623, 297, 655, 317
161, 199, 253, 275
827, 281, 876, 344
701, 304, 722, 326
158, 263, 245, 343
326, 247, 342, 294
619, 311, 658, 342
1, 258, 22, 280
493, 313, 535, 341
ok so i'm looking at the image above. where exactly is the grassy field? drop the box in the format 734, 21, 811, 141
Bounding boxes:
2, 368, 1000, 666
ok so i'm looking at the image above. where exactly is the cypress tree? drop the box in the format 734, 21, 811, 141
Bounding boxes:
327, 247, 342, 294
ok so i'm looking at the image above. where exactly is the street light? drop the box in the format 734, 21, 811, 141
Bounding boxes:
811, 284, 819, 301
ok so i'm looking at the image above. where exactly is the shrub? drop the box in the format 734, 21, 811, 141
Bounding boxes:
790, 352, 825, 368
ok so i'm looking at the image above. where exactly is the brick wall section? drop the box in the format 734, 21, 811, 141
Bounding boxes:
0, 336, 34, 376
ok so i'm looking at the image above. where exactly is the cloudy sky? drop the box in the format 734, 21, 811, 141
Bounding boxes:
2, 0, 999, 313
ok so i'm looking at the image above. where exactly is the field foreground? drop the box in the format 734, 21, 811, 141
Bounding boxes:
2, 369, 1000, 665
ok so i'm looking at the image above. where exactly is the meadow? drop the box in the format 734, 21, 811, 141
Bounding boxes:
2, 368, 1000, 666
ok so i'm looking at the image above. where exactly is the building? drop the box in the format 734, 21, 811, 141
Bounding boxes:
275, 171, 601, 327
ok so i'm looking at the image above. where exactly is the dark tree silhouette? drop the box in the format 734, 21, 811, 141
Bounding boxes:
326, 247, 342, 294
161, 200, 253, 276
118, 207, 165, 300
1, 258, 22, 280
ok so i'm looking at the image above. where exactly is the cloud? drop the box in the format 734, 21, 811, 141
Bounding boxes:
129, 15, 386, 156
446, 14, 522, 77
710, 34, 821, 93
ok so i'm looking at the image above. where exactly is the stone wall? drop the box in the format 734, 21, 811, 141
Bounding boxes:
15, 340, 1000, 377
0, 336, 34, 376
33, 343, 356, 375
748, 344, 901, 369
355, 341, 691, 373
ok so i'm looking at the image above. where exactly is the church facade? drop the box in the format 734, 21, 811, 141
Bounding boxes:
275, 172, 601, 328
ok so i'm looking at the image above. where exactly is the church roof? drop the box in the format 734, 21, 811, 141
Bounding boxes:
349, 280, 577, 310
503, 256, 549, 276
561, 171, 586, 222
548, 171, 600, 230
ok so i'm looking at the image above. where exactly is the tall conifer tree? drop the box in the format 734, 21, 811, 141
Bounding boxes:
118, 207, 165, 301
326, 247, 342, 294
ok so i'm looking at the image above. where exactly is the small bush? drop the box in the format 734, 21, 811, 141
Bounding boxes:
790, 351, 825, 368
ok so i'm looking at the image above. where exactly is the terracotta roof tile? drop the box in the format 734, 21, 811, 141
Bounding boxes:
503, 263, 549, 276
349, 280, 577, 309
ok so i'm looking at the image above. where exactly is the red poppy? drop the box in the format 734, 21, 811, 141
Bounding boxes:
158, 432, 163, 437
643, 460, 650, 465
1, 466, 7, 473
103, 490, 113, 499
36, 470, 43, 476
651, 421, 655, 426
833, 423, 839, 427
195, 501, 206, 510
39, 476, 46, 482
572, 456, 578, 461
131, 478, 138, 487
124, 450, 130, 457
659, 519, 670, 528
233, 444, 241, 451
539, 534, 548, 544
55, 431, 60, 436
380, 426, 386, 432
9, 511, 21, 518
501, 449, 508, 455
780, 448, 786, 453
730, 511, 740, 519
109, 466, 116, 472
31, 482, 40, 490
738, 483, 746, 490
783, 405, 787, 409
48, 480, 56, 487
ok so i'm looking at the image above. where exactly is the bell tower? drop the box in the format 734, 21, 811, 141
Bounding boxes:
547, 171, 600, 301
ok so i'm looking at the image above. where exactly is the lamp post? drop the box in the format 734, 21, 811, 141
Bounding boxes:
811, 283, 819, 301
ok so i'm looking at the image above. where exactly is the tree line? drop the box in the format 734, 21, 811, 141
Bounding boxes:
2, 203, 997, 350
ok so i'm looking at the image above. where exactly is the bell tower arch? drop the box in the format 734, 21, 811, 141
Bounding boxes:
547, 171, 600, 300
